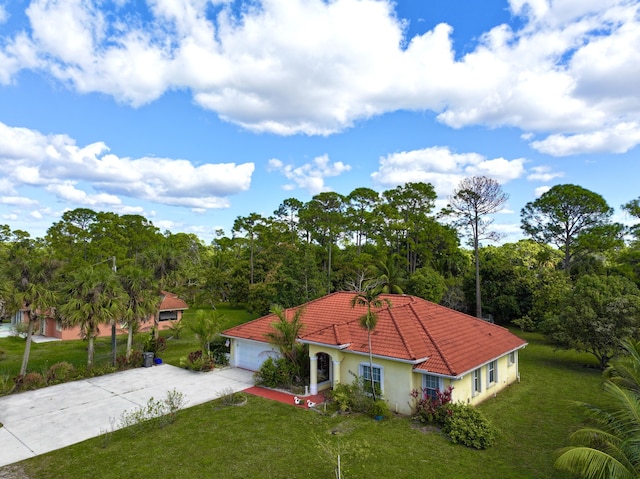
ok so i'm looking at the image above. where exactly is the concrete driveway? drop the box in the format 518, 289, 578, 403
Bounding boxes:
0, 365, 254, 467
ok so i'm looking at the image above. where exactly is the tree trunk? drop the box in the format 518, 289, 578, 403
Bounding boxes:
126, 325, 134, 361
368, 331, 376, 401
87, 336, 95, 367
20, 320, 34, 376
111, 322, 117, 366
474, 216, 482, 319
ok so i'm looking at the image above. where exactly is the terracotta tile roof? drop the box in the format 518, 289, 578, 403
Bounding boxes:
159, 291, 189, 311
222, 292, 527, 377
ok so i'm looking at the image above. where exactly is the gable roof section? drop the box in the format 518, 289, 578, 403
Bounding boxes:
159, 291, 189, 312
222, 292, 526, 377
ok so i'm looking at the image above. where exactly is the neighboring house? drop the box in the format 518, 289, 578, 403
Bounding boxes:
14, 291, 188, 340
223, 292, 527, 415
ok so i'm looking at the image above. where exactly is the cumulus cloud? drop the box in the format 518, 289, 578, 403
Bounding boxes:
527, 165, 564, 182
0, 0, 638, 153
0, 121, 255, 211
530, 122, 640, 156
268, 154, 351, 195
371, 146, 525, 196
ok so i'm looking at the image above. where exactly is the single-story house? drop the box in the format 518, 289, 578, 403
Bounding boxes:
222, 292, 527, 415
13, 291, 188, 340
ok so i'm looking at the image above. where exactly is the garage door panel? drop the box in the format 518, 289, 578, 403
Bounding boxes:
235, 340, 279, 371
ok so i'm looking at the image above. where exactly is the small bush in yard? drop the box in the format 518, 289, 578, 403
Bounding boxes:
15, 372, 46, 391
327, 373, 375, 414
180, 350, 215, 371
442, 403, 497, 449
46, 362, 76, 384
119, 389, 186, 435
254, 356, 293, 388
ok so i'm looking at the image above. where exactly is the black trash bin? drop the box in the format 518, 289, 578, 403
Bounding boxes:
143, 352, 154, 368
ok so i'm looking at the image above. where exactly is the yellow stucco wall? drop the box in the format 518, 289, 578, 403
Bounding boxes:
310, 345, 521, 415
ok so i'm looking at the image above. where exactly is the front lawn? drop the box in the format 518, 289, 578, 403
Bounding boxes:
1, 330, 603, 478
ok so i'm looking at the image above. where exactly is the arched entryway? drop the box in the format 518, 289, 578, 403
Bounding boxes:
310, 351, 341, 395
317, 352, 331, 385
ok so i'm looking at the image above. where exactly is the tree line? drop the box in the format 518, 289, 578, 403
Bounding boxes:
2, 179, 640, 369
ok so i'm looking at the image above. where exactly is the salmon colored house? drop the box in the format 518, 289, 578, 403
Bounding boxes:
17, 291, 188, 340
223, 292, 527, 415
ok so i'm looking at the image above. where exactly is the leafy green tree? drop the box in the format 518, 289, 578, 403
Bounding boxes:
4, 236, 62, 376
407, 267, 447, 303
45, 208, 99, 264
521, 184, 622, 271
555, 339, 640, 479
378, 182, 437, 275
346, 187, 380, 254
58, 266, 127, 367
448, 176, 509, 318
350, 290, 391, 401
543, 274, 640, 369
273, 198, 304, 245
233, 213, 266, 285
300, 192, 346, 294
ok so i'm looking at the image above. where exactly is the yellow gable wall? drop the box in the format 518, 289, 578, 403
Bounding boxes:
310, 345, 521, 415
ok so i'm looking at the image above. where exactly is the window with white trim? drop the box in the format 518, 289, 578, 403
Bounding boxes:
360, 363, 382, 396
55, 320, 63, 332
423, 374, 441, 400
473, 368, 482, 396
508, 351, 515, 366
488, 360, 497, 385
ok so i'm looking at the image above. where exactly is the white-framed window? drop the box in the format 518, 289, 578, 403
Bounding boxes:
508, 351, 515, 366
360, 363, 383, 396
55, 320, 63, 332
488, 360, 497, 385
473, 368, 482, 396
423, 374, 442, 400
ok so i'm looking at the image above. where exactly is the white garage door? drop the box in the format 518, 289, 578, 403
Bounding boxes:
234, 339, 279, 371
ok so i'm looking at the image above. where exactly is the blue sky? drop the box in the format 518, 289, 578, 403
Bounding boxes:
0, 0, 639, 244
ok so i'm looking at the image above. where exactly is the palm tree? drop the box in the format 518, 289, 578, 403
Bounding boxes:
605, 339, 640, 396
350, 289, 391, 401
555, 339, 640, 479
4, 242, 61, 376
119, 266, 159, 361
265, 305, 307, 380
58, 267, 126, 367
185, 309, 223, 357
377, 255, 405, 294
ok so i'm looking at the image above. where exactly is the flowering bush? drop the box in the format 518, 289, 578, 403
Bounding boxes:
410, 385, 497, 449
411, 385, 453, 424
180, 350, 215, 371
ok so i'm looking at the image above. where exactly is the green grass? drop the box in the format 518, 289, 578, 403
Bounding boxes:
0, 304, 256, 379
0, 329, 604, 478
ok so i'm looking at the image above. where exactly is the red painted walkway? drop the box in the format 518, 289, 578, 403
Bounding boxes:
244, 386, 326, 409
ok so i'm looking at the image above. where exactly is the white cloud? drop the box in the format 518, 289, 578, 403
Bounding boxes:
0, 4, 7, 24
372, 146, 525, 196
527, 165, 564, 182
530, 122, 640, 156
0, 0, 638, 152
534, 185, 552, 197
268, 154, 351, 195
0, 121, 255, 210
0, 196, 39, 206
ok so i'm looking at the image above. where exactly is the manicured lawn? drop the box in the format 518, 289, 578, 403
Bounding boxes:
1, 330, 604, 478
